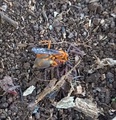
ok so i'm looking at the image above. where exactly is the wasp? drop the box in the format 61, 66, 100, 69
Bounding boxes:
32, 40, 68, 69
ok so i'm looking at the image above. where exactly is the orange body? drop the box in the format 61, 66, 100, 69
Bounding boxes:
33, 40, 68, 69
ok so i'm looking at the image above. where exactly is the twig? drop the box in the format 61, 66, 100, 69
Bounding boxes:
0, 91, 6, 97
0, 11, 18, 28
35, 78, 57, 104
42, 5, 48, 22
1, 59, 4, 68
27, 9, 36, 17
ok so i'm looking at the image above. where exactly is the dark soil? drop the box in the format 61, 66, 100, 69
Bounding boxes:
0, 0, 116, 120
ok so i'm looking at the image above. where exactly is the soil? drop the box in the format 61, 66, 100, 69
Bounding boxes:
0, 0, 116, 120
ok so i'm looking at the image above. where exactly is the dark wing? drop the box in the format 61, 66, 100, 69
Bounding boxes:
32, 47, 60, 55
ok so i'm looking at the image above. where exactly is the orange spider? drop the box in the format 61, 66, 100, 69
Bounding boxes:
32, 40, 68, 69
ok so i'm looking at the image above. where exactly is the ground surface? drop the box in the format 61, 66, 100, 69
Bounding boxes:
0, 0, 116, 120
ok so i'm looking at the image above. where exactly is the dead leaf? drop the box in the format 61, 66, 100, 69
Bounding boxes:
75, 97, 103, 118
23, 85, 35, 96
56, 96, 76, 109
0, 76, 18, 95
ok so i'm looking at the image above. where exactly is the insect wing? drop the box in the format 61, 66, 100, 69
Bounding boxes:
32, 47, 60, 55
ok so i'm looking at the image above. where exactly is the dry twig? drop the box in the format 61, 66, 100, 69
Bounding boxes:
0, 11, 18, 28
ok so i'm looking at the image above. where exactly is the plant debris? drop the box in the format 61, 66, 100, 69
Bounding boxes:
0, 11, 18, 28
0, 76, 19, 95
23, 85, 35, 96
88, 56, 116, 73
56, 96, 76, 109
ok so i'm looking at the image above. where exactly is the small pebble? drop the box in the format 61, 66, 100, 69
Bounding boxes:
0, 68, 4, 73
54, 11, 58, 17
33, 24, 39, 31
106, 72, 114, 83
7, 97, 13, 104
88, 2, 99, 12
108, 33, 116, 39
93, 18, 100, 25
68, 33, 74, 38
105, 89, 110, 104
35, 112, 40, 119
0, 114, 6, 119
10, 104, 18, 113
0, 103, 8, 109
24, 62, 30, 69
111, 101, 116, 109
8, 110, 12, 115
49, 25, 53, 30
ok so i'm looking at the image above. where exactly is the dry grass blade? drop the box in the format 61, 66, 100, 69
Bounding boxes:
35, 78, 57, 104
0, 11, 18, 28
74, 97, 103, 118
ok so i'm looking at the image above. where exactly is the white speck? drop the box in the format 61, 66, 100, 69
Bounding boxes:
49, 25, 53, 30
110, 13, 116, 18
89, 19, 92, 27
54, 11, 58, 17
1, 3, 7, 11
100, 19, 105, 25
80, 13, 84, 19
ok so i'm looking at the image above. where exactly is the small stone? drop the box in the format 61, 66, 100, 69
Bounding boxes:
61, 4, 67, 11
55, 26, 61, 32
106, 72, 114, 83
24, 62, 30, 69
111, 101, 116, 109
102, 11, 109, 17
93, 18, 100, 25
100, 19, 105, 25
54, 11, 58, 17
49, 25, 53, 30
0, 114, 6, 119
0, 39, 3, 43
113, 6, 116, 13
101, 74, 106, 80
0, 68, 3, 73
88, 2, 103, 13
97, 4, 103, 13
108, 33, 116, 39
80, 13, 85, 19
83, 31, 87, 36
68, 33, 74, 39
105, 89, 110, 104
33, 24, 39, 31
10, 104, 18, 114
7, 97, 13, 104
35, 112, 40, 119
88, 2, 99, 12
10, 53, 15, 58
0, 103, 9, 109
16, 70, 20, 74
8, 110, 12, 115
95, 87, 101, 92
